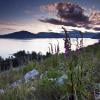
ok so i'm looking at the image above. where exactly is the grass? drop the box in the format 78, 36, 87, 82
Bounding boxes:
0, 43, 100, 100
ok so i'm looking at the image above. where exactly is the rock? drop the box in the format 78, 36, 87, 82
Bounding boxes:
56, 74, 68, 85
10, 80, 22, 88
10, 82, 18, 88
0, 89, 4, 94
95, 92, 100, 100
24, 69, 39, 81
95, 83, 100, 100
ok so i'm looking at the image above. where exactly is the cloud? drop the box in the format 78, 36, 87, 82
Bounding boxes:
39, 18, 77, 27
0, 27, 17, 34
89, 11, 100, 25
41, 3, 57, 12
56, 2, 88, 22
93, 27, 100, 31
40, 2, 100, 31
0, 28, 16, 33
0, 28, 16, 31
0, 21, 26, 27
41, 2, 89, 23
0, 21, 32, 34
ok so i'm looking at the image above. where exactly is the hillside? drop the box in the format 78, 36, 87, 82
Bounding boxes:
0, 43, 100, 100
0, 30, 100, 39
92, 33, 100, 39
0, 31, 35, 39
0, 31, 64, 39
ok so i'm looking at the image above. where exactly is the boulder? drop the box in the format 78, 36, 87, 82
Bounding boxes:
95, 92, 100, 100
0, 89, 4, 94
56, 74, 68, 85
24, 69, 39, 81
10, 80, 22, 88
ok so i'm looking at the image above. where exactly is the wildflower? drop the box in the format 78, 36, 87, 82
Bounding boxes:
57, 40, 60, 54
54, 44, 57, 53
76, 31, 83, 55
62, 27, 71, 57
79, 31, 83, 48
49, 43, 54, 54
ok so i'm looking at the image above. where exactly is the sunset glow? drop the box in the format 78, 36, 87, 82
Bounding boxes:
0, 0, 100, 34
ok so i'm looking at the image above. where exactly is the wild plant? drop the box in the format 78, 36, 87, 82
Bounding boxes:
48, 41, 60, 67
62, 27, 96, 100
62, 27, 71, 57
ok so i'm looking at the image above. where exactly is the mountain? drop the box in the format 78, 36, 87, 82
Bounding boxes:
35, 32, 64, 38
0, 31, 35, 39
0, 30, 99, 39
68, 31, 97, 38
0, 31, 65, 39
92, 33, 100, 39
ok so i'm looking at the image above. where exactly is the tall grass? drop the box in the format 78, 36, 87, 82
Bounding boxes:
0, 27, 100, 100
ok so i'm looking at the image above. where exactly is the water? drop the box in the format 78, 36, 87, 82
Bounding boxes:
0, 38, 99, 58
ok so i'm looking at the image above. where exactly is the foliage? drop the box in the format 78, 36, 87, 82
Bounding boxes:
0, 42, 100, 100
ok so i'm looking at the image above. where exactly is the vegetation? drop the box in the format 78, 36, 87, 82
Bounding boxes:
0, 51, 51, 71
0, 28, 100, 100
0, 42, 99, 100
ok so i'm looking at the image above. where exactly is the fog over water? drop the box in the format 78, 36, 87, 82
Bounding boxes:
0, 38, 99, 58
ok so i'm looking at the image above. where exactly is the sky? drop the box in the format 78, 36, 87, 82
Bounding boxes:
0, 0, 100, 34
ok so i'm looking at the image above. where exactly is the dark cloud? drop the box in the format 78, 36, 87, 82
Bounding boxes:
41, 2, 89, 24
56, 2, 88, 22
39, 18, 77, 27
40, 2, 100, 30
93, 27, 100, 31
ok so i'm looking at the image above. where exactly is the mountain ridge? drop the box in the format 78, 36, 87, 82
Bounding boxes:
0, 30, 100, 39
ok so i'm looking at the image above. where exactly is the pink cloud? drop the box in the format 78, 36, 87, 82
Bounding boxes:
41, 3, 57, 12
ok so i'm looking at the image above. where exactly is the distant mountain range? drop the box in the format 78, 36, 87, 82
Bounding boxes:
0, 31, 64, 39
92, 33, 100, 39
0, 30, 100, 39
